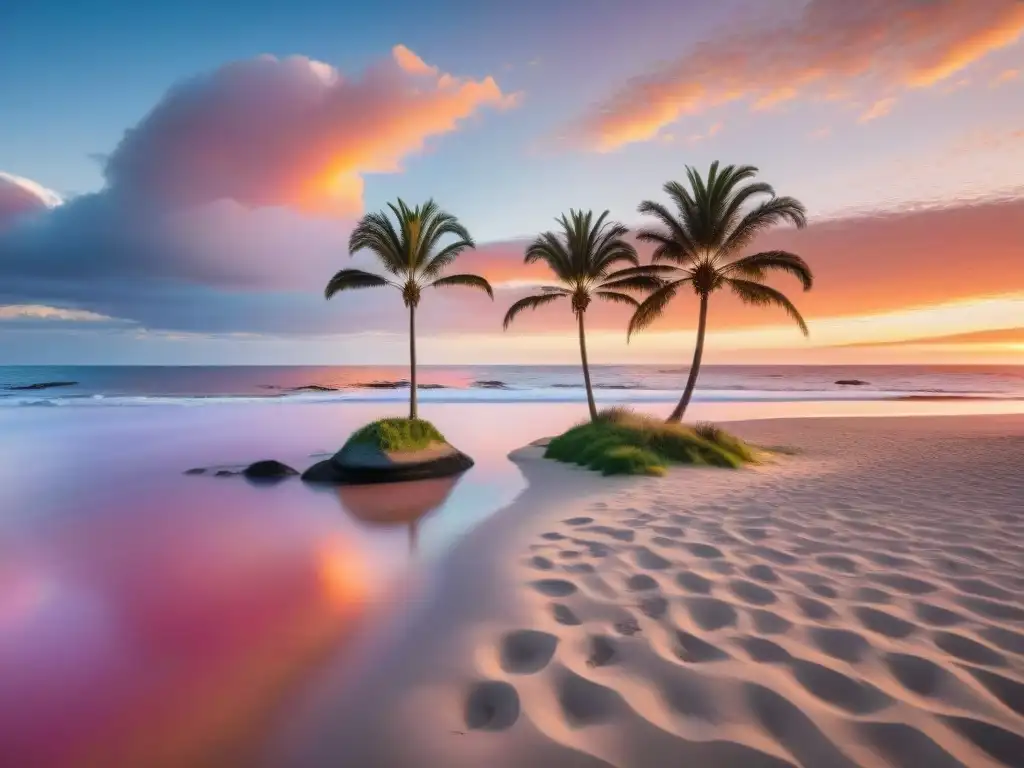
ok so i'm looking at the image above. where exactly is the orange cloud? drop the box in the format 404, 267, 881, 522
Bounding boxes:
577, 0, 1024, 151
991, 68, 1020, 86
858, 97, 897, 123
104, 46, 519, 215
469, 197, 1024, 339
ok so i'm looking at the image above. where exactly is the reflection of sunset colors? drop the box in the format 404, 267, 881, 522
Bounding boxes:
0, 502, 368, 767
335, 476, 459, 527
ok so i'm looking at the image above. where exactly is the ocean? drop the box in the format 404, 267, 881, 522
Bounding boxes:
2, 364, 1023, 406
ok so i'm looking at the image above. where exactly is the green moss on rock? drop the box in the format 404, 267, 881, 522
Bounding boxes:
344, 418, 447, 452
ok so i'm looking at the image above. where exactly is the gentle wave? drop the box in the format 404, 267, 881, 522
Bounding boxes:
2, 388, 1015, 408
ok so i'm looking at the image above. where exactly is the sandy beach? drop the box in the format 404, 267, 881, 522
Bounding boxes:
269, 413, 1024, 768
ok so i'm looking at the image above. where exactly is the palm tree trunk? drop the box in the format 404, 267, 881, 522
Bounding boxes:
409, 305, 418, 420
667, 292, 708, 423
577, 311, 598, 422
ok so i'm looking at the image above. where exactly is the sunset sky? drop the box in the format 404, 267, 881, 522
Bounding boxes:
1, 0, 1023, 365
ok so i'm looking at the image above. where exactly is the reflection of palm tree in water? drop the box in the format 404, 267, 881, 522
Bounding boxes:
334, 476, 460, 556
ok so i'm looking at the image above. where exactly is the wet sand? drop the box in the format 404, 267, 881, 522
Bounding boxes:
269, 414, 1024, 767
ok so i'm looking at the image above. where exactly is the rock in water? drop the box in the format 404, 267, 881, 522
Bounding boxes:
302, 441, 473, 484
242, 460, 299, 480
835, 380, 869, 386
6, 381, 78, 391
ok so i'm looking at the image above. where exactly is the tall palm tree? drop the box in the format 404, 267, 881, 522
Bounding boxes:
326, 198, 493, 420
630, 162, 814, 423
502, 209, 662, 421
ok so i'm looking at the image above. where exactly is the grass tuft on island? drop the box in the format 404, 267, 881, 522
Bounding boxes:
344, 418, 447, 453
544, 408, 758, 476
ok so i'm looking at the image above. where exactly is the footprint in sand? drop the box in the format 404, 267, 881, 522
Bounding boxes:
789, 659, 892, 715
750, 608, 794, 635
912, 601, 966, 627
555, 669, 627, 726
851, 586, 892, 604
632, 546, 671, 570
854, 607, 917, 639
499, 630, 559, 674
730, 579, 778, 606
674, 630, 730, 663
676, 571, 714, 595
733, 636, 793, 664
794, 596, 837, 621
681, 542, 724, 559
551, 603, 582, 626
586, 635, 618, 667
684, 597, 738, 632
529, 555, 554, 571
883, 652, 961, 698
625, 573, 659, 592
745, 564, 780, 583
531, 579, 578, 597
808, 627, 872, 663
638, 595, 669, 619
563, 517, 593, 527
464, 681, 520, 731
869, 573, 939, 595
817, 554, 860, 574
932, 631, 1007, 667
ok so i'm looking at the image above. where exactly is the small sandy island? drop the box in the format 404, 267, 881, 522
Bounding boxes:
270, 414, 1024, 768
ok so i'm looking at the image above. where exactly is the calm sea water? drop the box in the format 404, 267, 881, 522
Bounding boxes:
2, 365, 1023, 765
2, 364, 1023, 405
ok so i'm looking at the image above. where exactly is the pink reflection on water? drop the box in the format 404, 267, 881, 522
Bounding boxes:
0, 490, 369, 767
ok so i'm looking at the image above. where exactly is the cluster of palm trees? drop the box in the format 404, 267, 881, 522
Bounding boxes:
326, 162, 814, 423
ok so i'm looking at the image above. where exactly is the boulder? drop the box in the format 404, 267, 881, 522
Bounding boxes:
835, 379, 870, 386
302, 441, 473, 484
242, 460, 299, 480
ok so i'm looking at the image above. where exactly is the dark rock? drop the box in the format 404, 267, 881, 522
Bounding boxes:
184, 468, 206, 476
6, 381, 78, 391
214, 470, 236, 477
302, 445, 473, 485
835, 380, 870, 386
353, 380, 410, 389
473, 380, 510, 389
243, 460, 299, 480
287, 384, 339, 392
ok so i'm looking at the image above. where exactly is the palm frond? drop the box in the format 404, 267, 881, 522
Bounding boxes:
595, 291, 640, 308
429, 273, 493, 299
722, 196, 807, 254
600, 274, 666, 292
725, 250, 813, 290
636, 199, 696, 257
502, 292, 566, 330
727, 278, 809, 335
627, 279, 690, 339
348, 211, 407, 276
325, 269, 394, 299
525, 232, 574, 282
419, 238, 474, 278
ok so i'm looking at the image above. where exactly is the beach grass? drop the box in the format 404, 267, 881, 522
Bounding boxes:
544, 408, 756, 475
345, 418, 447, 452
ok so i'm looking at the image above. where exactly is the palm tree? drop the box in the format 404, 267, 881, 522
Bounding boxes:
326, 198, 493, 420
502, 209, 662, 421
630, 162, 813, 423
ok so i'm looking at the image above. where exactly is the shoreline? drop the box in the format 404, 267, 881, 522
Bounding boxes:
265, 413, 1024, 767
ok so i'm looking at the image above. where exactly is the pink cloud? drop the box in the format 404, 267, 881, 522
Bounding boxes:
103, 46, 519, 215
0, 172, 62, 229
858, 97, 897, 123
576, 0, 1024, 150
